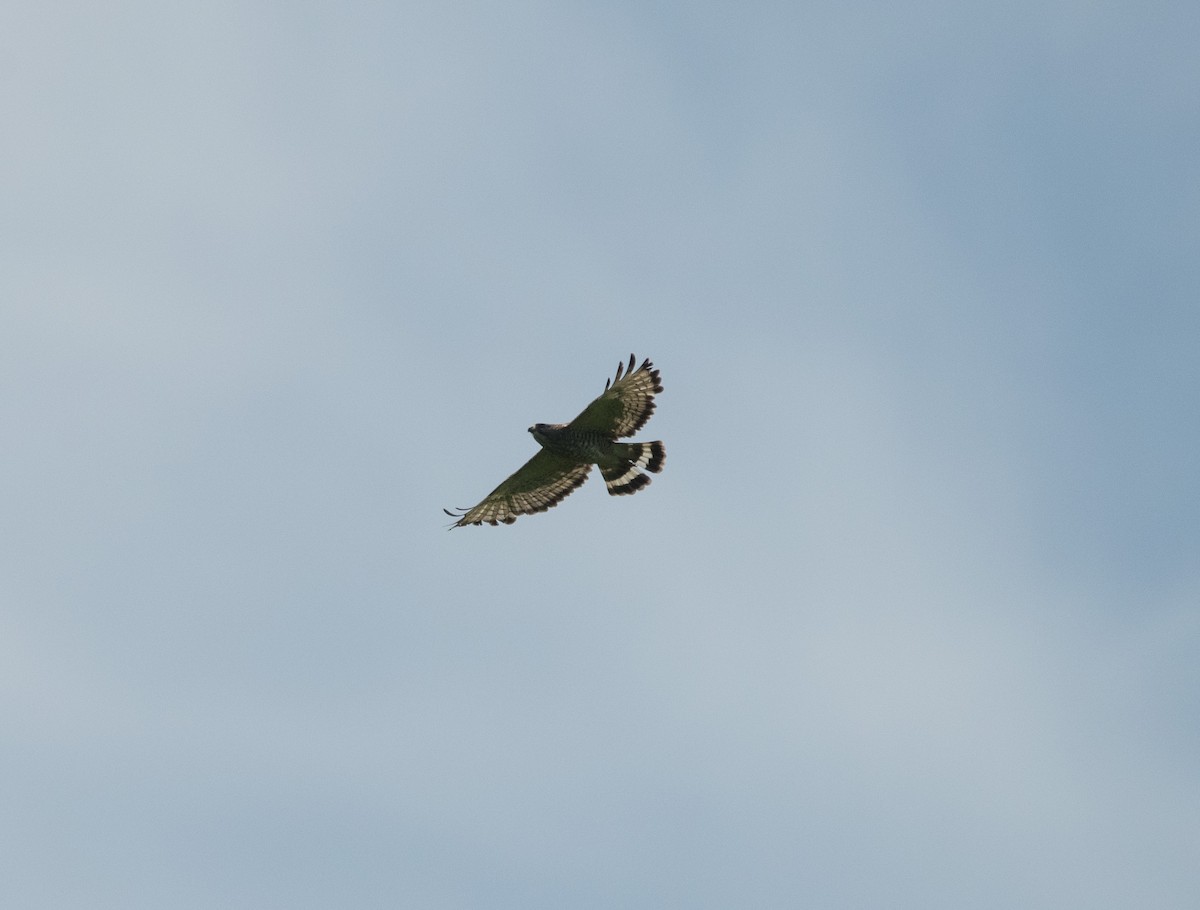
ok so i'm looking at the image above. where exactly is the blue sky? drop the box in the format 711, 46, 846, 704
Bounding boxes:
3, 2, 1198, 907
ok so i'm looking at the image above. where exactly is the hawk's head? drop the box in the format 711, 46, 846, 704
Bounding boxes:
528, 423, 559, 446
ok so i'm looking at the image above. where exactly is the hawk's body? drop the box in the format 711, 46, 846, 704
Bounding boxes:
444, 355, 665, 527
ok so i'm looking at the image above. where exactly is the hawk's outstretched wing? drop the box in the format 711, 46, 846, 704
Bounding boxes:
443, 450, 593, 527
566, 354, 663, 437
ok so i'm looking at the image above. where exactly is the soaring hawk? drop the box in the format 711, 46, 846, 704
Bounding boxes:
444, 354, 665, 527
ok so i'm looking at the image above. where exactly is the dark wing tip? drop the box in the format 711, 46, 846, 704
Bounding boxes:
607, 353, 648, 391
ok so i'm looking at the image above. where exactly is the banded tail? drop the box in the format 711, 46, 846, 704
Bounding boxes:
601, 441, 666, 496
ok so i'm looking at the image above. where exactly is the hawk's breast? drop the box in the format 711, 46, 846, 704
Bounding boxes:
535, 426, 610, 463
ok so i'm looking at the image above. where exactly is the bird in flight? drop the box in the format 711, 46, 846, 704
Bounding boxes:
444, 354, 666, 527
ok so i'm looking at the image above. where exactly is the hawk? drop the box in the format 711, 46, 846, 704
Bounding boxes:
444, 354, 666, 527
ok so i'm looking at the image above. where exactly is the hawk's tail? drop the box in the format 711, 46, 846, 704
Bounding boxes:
601, 441, 665, 496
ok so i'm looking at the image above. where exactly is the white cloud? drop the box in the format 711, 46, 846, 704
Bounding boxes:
2, 1, 1197, 907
